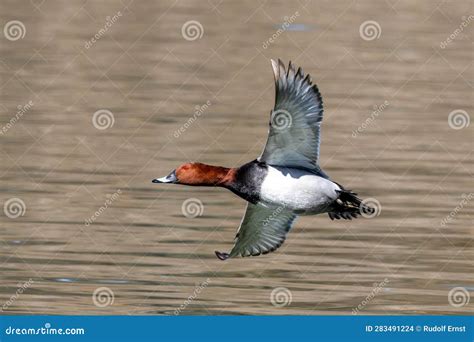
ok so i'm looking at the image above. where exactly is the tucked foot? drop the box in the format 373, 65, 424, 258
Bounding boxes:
215, 251, 230, 261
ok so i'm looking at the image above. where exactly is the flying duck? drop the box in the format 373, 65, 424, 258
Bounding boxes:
153, 59, 374, 260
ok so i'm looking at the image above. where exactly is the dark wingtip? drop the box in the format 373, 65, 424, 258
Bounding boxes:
215, 251, 230, 261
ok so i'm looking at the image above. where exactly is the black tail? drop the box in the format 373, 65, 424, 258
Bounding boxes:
328, 189, 375, 220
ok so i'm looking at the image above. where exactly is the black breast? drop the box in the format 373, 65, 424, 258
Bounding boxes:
226, 160, 268, 204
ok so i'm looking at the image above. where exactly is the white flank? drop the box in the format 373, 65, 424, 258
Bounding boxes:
260, 166, 340, 214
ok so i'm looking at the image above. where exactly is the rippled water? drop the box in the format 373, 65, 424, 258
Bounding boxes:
0, 0, 472, 315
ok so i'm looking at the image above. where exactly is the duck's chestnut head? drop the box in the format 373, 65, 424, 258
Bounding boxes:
152, 162, 234, 186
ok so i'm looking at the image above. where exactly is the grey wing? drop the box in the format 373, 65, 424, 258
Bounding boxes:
259, 59, 324, 171
215, 203, 297, 260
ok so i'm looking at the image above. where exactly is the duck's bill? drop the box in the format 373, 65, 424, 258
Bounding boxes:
152, 170, 177, 184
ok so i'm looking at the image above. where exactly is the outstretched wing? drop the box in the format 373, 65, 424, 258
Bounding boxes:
259, 59, 324, 171
215, 203, 297, 260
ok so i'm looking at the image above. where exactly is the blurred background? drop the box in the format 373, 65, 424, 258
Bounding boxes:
0, 0, 472, 315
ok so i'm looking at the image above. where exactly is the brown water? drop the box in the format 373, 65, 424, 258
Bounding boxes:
0, 0, 472, 315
